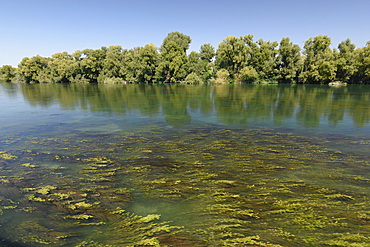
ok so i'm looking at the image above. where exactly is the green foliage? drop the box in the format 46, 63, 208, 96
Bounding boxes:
5, 32, 370, 84
215, 68, 230, 83
277, 37, 302, 83
0, 65, 16, 82
184, 72, 203, 84
48, 52, 79, 83
334, 39, 357, 83
249, 38, 279, 80
352, 42, 370, 84
299, 35, 336, 84
200, 43, 215, 62
215, 35, 251, 79
17, 55, 51, 83
236, 66, 259, 83
98, 45, 125, 83
123, 44, 159, 83
156, 32, 191, 82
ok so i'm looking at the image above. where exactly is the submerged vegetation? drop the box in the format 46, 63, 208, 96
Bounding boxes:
1, 32, 370, 84
0, 124, 370, 246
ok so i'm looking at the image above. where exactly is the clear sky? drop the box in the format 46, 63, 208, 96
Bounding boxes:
1, 0, 369, 67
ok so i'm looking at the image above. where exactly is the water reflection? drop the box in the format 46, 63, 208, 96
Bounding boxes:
2, 83, 370, 128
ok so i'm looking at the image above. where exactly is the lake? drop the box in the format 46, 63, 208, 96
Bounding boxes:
0, 83, 369, 246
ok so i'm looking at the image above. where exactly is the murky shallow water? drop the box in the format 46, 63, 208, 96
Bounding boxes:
0, 83, 369, 246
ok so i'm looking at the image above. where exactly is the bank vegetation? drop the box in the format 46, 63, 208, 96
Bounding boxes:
1, 32, 370, 84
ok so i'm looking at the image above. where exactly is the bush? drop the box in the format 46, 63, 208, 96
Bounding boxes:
215, 69, 230, 84
236, 66, 259, 83
184, 72, 203, 84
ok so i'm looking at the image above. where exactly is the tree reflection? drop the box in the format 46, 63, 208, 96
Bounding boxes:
15, 83, 370, 127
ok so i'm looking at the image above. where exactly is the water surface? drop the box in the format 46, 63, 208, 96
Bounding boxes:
0, 83, 369, 246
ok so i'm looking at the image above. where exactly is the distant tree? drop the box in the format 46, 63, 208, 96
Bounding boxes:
156, 32, 191, 82
277, 37, 302, 83
200, 43, 215, 62
17, 55, 50, 83
249, 38, 279, 81
0, 65, 16, 82
187, 51, 203, 76
352, 41, 370, 84
299, 35, 336, 83
124, 44, 159, 83
334, 39, 357, 83
73, 48, 106, 83
47, 52, 79, 83
98, 45, 125, 83
215, 35, 250, 79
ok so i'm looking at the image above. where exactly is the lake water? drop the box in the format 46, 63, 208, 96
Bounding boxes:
0, 83, 369, 246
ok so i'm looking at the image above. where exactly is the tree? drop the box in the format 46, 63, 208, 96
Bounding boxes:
299, 35, 336, 84
73, 48, 106, 83
249, 38, 279, 81
334, 39, 357, 83
17, 55, 50, 83
0, 65, 16, 82
47, 52, 79, 83
200, 43, 215, 62
98, 45, 125, 83
277, 37, 302, 83
352, 41, 370, 84
215, 35, 250, 79
156, 32, 191, 82
187, 51, 204, 76
124, 44, 159, 83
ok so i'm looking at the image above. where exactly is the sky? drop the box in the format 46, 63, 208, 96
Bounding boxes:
1, 0, 370, 67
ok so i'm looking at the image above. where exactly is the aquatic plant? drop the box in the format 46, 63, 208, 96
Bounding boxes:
0, 125, 369, 246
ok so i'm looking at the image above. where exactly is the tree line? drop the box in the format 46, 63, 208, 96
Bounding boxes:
1, 32, 370, 84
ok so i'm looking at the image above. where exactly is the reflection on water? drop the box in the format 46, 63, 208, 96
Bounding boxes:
0, 83, 370, 246
1, 83, 370, 129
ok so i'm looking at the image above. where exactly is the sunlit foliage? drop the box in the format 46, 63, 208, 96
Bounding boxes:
3, 32, 370, 84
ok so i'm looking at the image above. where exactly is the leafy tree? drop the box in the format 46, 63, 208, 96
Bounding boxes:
277, 37, 302, 83
334, 39, 357, 83
73, 48, 106, 83
47, 52, 79, 83
17, 55, 50, 83
200, 43, 215, 62
352, 41, 370, 84
215, 35, 250, 79
156, 32, 191, 82
98, 45, 125, 83
124, 44, 159, 83
187, 51, 203, 76
0, 65, 16, 82
249, 39, 279, 81
299, 35, 336, 83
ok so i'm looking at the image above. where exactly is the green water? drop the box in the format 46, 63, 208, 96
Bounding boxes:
0, 83, 369, 246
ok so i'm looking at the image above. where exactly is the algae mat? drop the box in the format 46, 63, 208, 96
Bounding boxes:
0, 124, 369, 246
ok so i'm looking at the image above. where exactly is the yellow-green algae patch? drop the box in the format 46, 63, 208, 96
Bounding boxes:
0, 126, 369, 246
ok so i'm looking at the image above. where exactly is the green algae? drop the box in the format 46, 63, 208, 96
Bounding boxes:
0, 126, 370, 246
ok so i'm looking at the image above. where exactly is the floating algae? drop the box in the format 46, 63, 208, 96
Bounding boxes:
0, 125, 370, 246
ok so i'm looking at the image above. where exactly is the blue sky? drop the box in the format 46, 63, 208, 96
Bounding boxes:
1, 0, 369, 66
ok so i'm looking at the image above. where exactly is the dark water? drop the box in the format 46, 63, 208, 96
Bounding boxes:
0, 83, 369, 246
